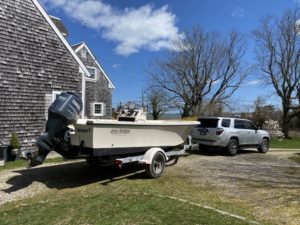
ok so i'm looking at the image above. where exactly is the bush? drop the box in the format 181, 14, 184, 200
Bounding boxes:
10, 131, 20, 150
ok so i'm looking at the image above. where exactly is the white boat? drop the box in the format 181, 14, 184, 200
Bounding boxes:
28, 92, 199, 176
70, 109, 198, 157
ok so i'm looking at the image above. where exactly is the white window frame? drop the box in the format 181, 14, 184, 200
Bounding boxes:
81, 49, 87, 58
52, 91, 62, 102
91, 102, 105, 117
86, 66, 97, 80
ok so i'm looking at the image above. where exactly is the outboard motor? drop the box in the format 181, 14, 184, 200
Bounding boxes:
28, 92, 82, 167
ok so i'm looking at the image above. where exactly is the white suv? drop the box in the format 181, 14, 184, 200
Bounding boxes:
191, 117, 270, 156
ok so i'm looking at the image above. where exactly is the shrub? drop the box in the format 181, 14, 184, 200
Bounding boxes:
10, 131, 20, 149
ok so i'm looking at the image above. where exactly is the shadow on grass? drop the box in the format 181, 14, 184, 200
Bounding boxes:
2, 161, 148, 193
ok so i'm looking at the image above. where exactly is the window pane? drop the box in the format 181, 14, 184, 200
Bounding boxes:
87, 67, 96, 79
221, 119, 231, 127
198, 119, 219, 128
94, 104, 102, 114
244, 121, 256, 130
234, 120, 244, 129
81, 49, 86, 58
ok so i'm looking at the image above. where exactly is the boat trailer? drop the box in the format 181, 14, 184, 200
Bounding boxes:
113, 136, 193, 178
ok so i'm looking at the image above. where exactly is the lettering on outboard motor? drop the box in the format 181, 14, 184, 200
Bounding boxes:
72, 99, 81, 111
58, 95, 67, 101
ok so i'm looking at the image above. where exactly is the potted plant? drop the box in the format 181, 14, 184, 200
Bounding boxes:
8, 131, 20, 160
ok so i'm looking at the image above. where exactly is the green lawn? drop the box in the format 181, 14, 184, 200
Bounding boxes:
0, 163, 266, 225
270, 136, 300, 149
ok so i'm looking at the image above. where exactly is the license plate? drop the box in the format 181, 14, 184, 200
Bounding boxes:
198, 129, 207, 136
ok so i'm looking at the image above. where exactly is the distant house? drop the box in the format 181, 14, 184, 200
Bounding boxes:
0, 0, 114, 146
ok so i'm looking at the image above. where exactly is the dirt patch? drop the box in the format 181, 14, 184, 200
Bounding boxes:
173, 150, 300, 225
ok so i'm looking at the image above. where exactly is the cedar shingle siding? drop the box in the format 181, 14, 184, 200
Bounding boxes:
0, 0, 82, 146
76, 47, 112, 119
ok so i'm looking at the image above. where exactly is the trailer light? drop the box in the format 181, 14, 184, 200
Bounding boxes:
216, 128, 224, 135
114, 160, 123, 168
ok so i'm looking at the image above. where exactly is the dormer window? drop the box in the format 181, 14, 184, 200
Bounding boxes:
86, 66, 97, 80
81, 49, 87, 58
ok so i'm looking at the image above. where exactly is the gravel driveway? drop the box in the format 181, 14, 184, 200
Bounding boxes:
174, 150, 300, 225
0, 150, 299, 225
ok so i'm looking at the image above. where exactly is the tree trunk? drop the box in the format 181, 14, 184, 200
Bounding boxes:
191, 102, 201, 117
181, 104, 191, 118
282, 109, 290, 138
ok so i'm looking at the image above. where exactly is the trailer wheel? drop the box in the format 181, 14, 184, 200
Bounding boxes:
145, 151, 165, 178
86, 157, 98, 167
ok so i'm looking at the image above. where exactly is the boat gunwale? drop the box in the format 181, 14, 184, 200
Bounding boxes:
76, 120, 199, 126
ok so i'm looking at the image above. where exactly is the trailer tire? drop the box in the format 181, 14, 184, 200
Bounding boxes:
145, 151, 165, 178
86, 157, 98, 167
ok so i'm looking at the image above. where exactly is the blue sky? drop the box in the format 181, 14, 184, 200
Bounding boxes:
41, 0, 299, 110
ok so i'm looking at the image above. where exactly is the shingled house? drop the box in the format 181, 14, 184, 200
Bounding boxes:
72, 42, 114, 118
0, 0, 114, 146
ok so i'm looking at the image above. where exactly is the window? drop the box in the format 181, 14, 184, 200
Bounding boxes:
234, 120, 257, 130
198, 119, 219, 128
221, 119, 231, 128
81, 49, 87, 58
45, 91, 63, 118
91, 102, 105, 117
243, 121, 257, 130
86, 66, 97, 80
52, 91, 62, 102
234, 119, 244, 129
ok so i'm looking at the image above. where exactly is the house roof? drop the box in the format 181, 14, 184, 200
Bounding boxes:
31, 0, 91, 77
49, 15, 68, 37
72, 42, 115, 89
72, 42, 84, 51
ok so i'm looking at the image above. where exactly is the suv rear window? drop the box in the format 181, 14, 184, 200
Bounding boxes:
198, 119, 219, 128
221, 119, 231, 127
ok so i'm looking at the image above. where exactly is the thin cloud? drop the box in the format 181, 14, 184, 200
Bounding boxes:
112, 64, 121, 69
248, 79, 263, 85
231, 6, 248, 18
42, 0, 183, 56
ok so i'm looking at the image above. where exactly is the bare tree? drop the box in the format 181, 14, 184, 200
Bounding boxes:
251, 97, 277, 127
253, 8, 300, 138
149, 26, 247, 117
145, 87, 169, 120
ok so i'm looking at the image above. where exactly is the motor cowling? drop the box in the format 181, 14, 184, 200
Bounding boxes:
28, 92, 82, 167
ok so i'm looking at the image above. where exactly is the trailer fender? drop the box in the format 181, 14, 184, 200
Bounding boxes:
139, 148, 168, 165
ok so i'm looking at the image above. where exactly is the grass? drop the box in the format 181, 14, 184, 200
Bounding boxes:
0, 163, 265, 225
0, 192, 253, 225
270, 136, 300, 149
0, 158, 64, 173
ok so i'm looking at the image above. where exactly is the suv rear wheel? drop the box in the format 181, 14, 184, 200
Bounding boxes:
258, 138, 269, 153
226, 139, 239, 156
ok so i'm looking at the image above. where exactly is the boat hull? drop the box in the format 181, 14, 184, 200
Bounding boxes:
70, 119, 198, 157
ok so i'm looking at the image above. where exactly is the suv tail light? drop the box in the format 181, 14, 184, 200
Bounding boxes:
216, 128, 224, 135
